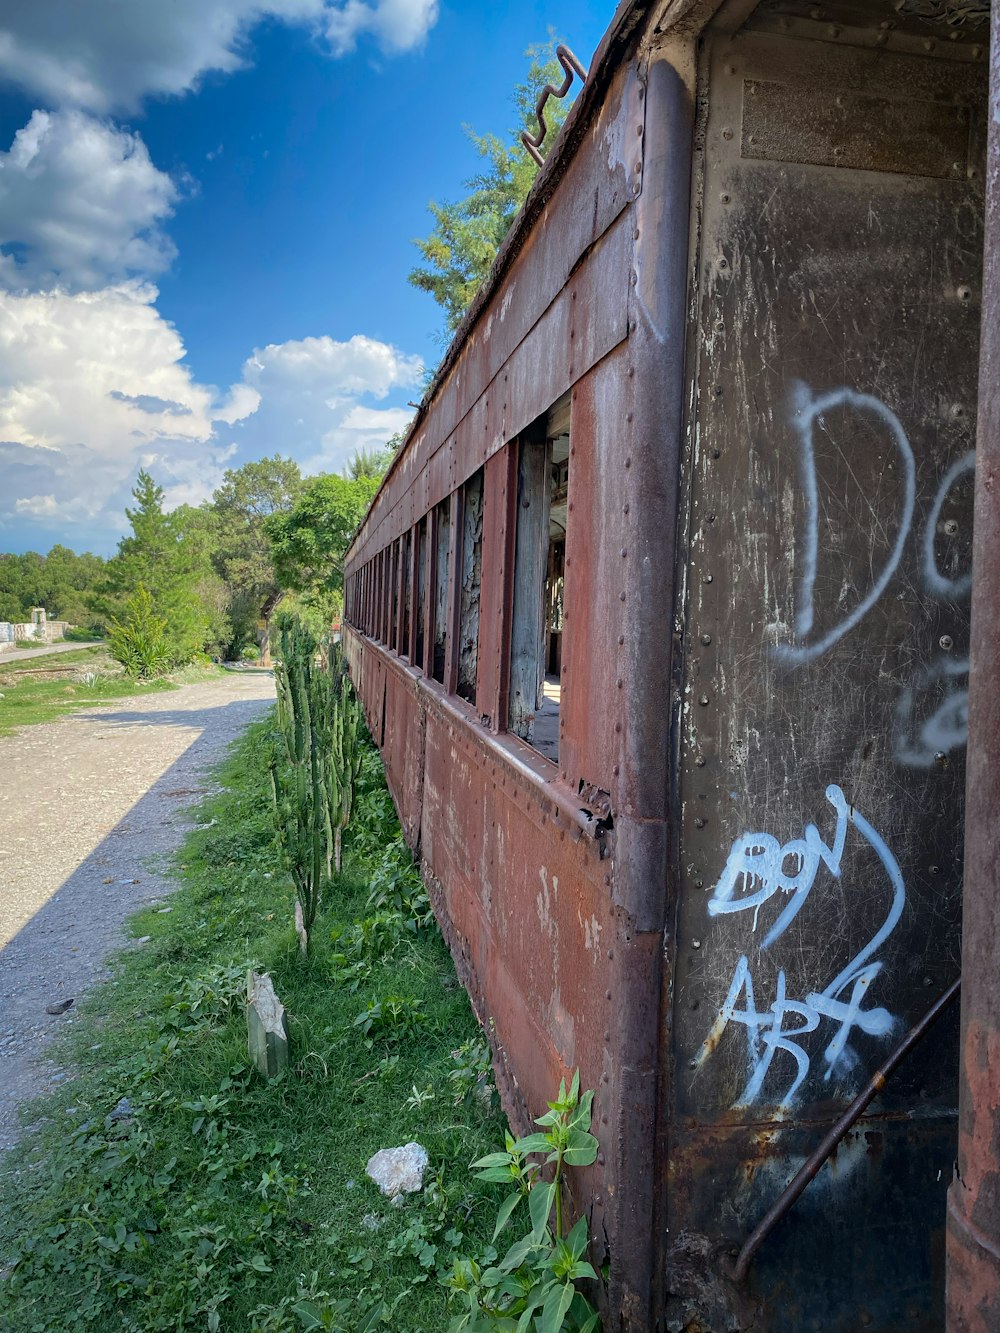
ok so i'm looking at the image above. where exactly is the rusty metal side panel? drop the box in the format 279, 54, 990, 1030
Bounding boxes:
418, 700, 615, 1224
346, 198, 635, 571
475, 449, 514, 729
947, 9, 1000, 1332
381, 663, 425, 850
668, 28, 986, 1333
561, 346, 630, 799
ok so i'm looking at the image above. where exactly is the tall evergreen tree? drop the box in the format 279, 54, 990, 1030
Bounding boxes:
95, 470, 216, 664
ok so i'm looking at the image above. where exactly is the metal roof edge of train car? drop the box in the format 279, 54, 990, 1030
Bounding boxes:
344, 0, 720, 564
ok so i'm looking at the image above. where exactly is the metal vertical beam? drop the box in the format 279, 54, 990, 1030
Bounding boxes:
947, 13, 1000, 1332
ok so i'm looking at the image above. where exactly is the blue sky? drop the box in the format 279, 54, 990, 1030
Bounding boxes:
0, 0, 616, 555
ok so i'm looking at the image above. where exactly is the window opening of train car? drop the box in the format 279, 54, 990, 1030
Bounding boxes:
400, 528, 411, 660
389, 539, 400, 652
507, 394, 569, 763
456, 467, 484, 705
415, 515, 427, 670
432, 498, 450, 684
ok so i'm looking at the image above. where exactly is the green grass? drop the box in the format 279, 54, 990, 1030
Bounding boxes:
0, 716, 508, 1332
0, 648, 222, 736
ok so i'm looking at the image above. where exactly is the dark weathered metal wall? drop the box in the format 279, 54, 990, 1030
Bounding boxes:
668, 9, 988, 1329
947, 6, 1000, 1330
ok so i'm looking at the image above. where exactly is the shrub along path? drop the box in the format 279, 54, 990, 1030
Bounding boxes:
0, 673, 275, 1151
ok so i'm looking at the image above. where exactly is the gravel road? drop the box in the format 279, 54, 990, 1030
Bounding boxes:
0, 641, 102, 664
0, 673, 275, 1151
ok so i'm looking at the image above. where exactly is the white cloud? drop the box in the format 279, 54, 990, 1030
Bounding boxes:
14, 494, 58, 517
0, 288, 422, 547
0, 110, 177, 292
235, 333, 421, 472
0, 0, 439, 114
324, 0, 439, 55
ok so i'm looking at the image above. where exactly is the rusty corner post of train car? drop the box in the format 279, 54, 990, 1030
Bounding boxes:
946, 10, 1000, 1333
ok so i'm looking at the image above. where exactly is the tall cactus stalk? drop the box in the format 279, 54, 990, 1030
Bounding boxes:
270, 617, 336, 955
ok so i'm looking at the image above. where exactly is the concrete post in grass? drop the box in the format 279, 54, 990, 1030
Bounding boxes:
246, 970, 289, 1078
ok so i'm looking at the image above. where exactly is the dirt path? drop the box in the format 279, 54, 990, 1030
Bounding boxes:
0, 674, 275, 1150
0, 641, 102, 664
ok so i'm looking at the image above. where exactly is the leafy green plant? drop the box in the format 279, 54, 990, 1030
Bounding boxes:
241, 644, 262, 662
108, 583, 170, 679
353, 995, 426, 1044
445, 1071, 602, 1332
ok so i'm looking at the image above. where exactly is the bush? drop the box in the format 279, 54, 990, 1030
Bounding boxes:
64, 625, 103, 642
108, 585, 170, 679
241, 644, 261, 662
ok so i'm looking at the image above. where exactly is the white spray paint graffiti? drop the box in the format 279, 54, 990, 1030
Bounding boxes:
773, 382, 973, 767
773, 384, 916, 666
696, 784, 905, 1108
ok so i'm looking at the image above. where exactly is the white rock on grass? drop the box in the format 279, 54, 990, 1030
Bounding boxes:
365, 1142, 429, 1198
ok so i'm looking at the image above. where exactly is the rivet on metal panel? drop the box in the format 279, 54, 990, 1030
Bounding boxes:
720, 193, 731, 205
621, 548, 627, 558
613, 765, 620, 776
607, 950, 614, 960
712, 448, 721, 460
934, 751, 949, 766
695, 879, 704, 889
698, 695, 710, 706
703, 573, 714, 584
940, 634, 954, 650
606, 991, 612, 1001
604, 1031, 610, 1042
618, 635, 625, 646
695, 817, 707, 828
726, 63, 737, 75
957, 285, 973, 302
615, 722, 622, 734
829, 24, 840, 37
625, 456, 632, 467
700, 633, 712, 645
931, 863, 941, 874
695, 756, 706, 767
722, 127, 734, 141
693, 939, 701, 948
601, 1073, 609, 1084
628, 367, 635, 379
636, 124, 643, 137
633, 228, 640, 241
617, 679, 623, 689
626, 412, 633, 423
719, 257, 730, 270
714, 385, 723, 396
971, 44, 982, 57
619, 592, 626, 602
623, 503, 630, 515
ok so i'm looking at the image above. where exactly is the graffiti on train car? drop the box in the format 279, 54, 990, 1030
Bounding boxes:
772, 381, 973, 770
695, 784, 906, 1108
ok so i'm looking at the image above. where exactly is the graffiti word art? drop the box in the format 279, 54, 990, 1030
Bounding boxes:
772, 381, 974, 767
696, 784, 905, 1108
774, 384, 916, 666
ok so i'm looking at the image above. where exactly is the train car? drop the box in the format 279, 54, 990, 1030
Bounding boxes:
343, 1, 998, 1328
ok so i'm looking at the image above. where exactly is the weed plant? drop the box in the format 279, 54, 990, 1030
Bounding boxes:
0, 716, 512, 1331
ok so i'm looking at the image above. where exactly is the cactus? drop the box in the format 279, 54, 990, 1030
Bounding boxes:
270, 617, 336, 954
269, 620, 366, 952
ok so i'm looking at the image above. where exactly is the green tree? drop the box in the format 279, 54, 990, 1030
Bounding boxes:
95, 470, 217, 665
210, 455, 304, 655
409, 41, 575, 333
345, 435, 401, 482
265, 473, 379, 618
